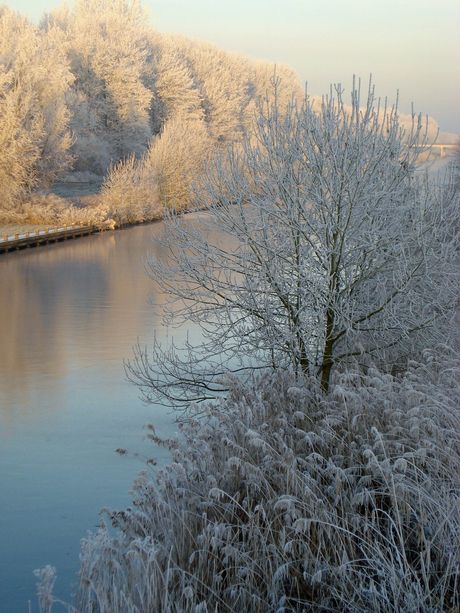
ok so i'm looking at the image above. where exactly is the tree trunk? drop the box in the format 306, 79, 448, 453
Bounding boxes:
320, 309, 335, 393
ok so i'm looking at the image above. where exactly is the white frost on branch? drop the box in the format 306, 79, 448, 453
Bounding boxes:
127, 76, 459, 404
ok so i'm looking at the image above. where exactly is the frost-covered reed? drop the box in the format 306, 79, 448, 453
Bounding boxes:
0, 186, 159, 233
39, 348, 460, 612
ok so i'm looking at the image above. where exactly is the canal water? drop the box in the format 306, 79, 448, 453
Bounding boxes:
0, 222, 189, 612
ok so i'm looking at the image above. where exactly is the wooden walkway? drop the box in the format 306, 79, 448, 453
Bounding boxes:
0, 222, 96, 253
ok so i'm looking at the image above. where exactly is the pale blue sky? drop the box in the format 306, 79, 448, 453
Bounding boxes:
11, 0, 460, 134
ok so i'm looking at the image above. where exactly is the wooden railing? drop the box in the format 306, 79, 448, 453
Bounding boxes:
0, 221, 95, 253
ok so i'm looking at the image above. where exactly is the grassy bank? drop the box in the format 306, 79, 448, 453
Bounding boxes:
0, 177, 163, 240
36, 351, 460, 613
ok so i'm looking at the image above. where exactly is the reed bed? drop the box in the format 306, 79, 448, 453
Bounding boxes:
37, 348, 460, 612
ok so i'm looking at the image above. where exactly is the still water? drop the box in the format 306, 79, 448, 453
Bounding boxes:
0, 223, 185, 612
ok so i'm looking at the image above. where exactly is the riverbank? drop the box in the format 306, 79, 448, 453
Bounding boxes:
1, 154, 454, 249
0, 176, 167, 247
0, 181, 105, 240
0, 223, 50, 237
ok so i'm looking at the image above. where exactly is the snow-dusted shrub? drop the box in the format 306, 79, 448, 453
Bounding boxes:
63, 350, 460, 612
146, 117, 213, 211
0, 193, 74, 226
99, 117, 213, 218
100, 154, 161, 226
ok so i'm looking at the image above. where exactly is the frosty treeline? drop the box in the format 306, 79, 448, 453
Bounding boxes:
0, 0, 301, 219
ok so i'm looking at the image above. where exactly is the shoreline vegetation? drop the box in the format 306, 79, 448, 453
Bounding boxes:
1, 1, 457, 248
0, 171, 164, 239
0, 182, 161, 242
38, 354, 460, 613
1, 147, 457, 248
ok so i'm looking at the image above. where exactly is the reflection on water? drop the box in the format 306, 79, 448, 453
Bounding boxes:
0, 227, 167, 425
0, 223, 186, 612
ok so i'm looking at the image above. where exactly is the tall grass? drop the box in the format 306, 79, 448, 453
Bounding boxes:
38, 348, 460, 612
0, 193, 114, 231
0, 177, 159, 233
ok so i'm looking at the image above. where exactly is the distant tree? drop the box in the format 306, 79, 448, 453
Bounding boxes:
0, 60, 40, 207
0, 6, 72, 206
152, 40, 204, 125
50, 0, 153, 171
167, 36, 251, 142
34, 23, 74, 183
168, 35, 303, 144
128, 78, 459, 405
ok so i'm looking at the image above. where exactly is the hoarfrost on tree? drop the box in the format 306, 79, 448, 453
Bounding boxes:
127, 76, 459, 405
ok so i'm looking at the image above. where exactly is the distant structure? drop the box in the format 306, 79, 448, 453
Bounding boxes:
412, 143, 457, 159
430, 144, 457, 158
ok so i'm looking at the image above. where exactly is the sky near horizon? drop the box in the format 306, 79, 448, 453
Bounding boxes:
10, 0, 460, 135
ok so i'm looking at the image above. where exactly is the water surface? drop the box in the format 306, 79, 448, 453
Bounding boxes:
0, 223, 183, 612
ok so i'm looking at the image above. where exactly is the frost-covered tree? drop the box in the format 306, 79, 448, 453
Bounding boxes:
0, 6, 73, 206
168, 35, 303, 144
128, 78, 459, 404
0, 64, 40, 207
34, 23, 74, 182
50, 0, 153, 171
152, 40, 204, 126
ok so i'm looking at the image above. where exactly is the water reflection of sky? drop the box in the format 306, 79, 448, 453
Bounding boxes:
0, 223, 191, 612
